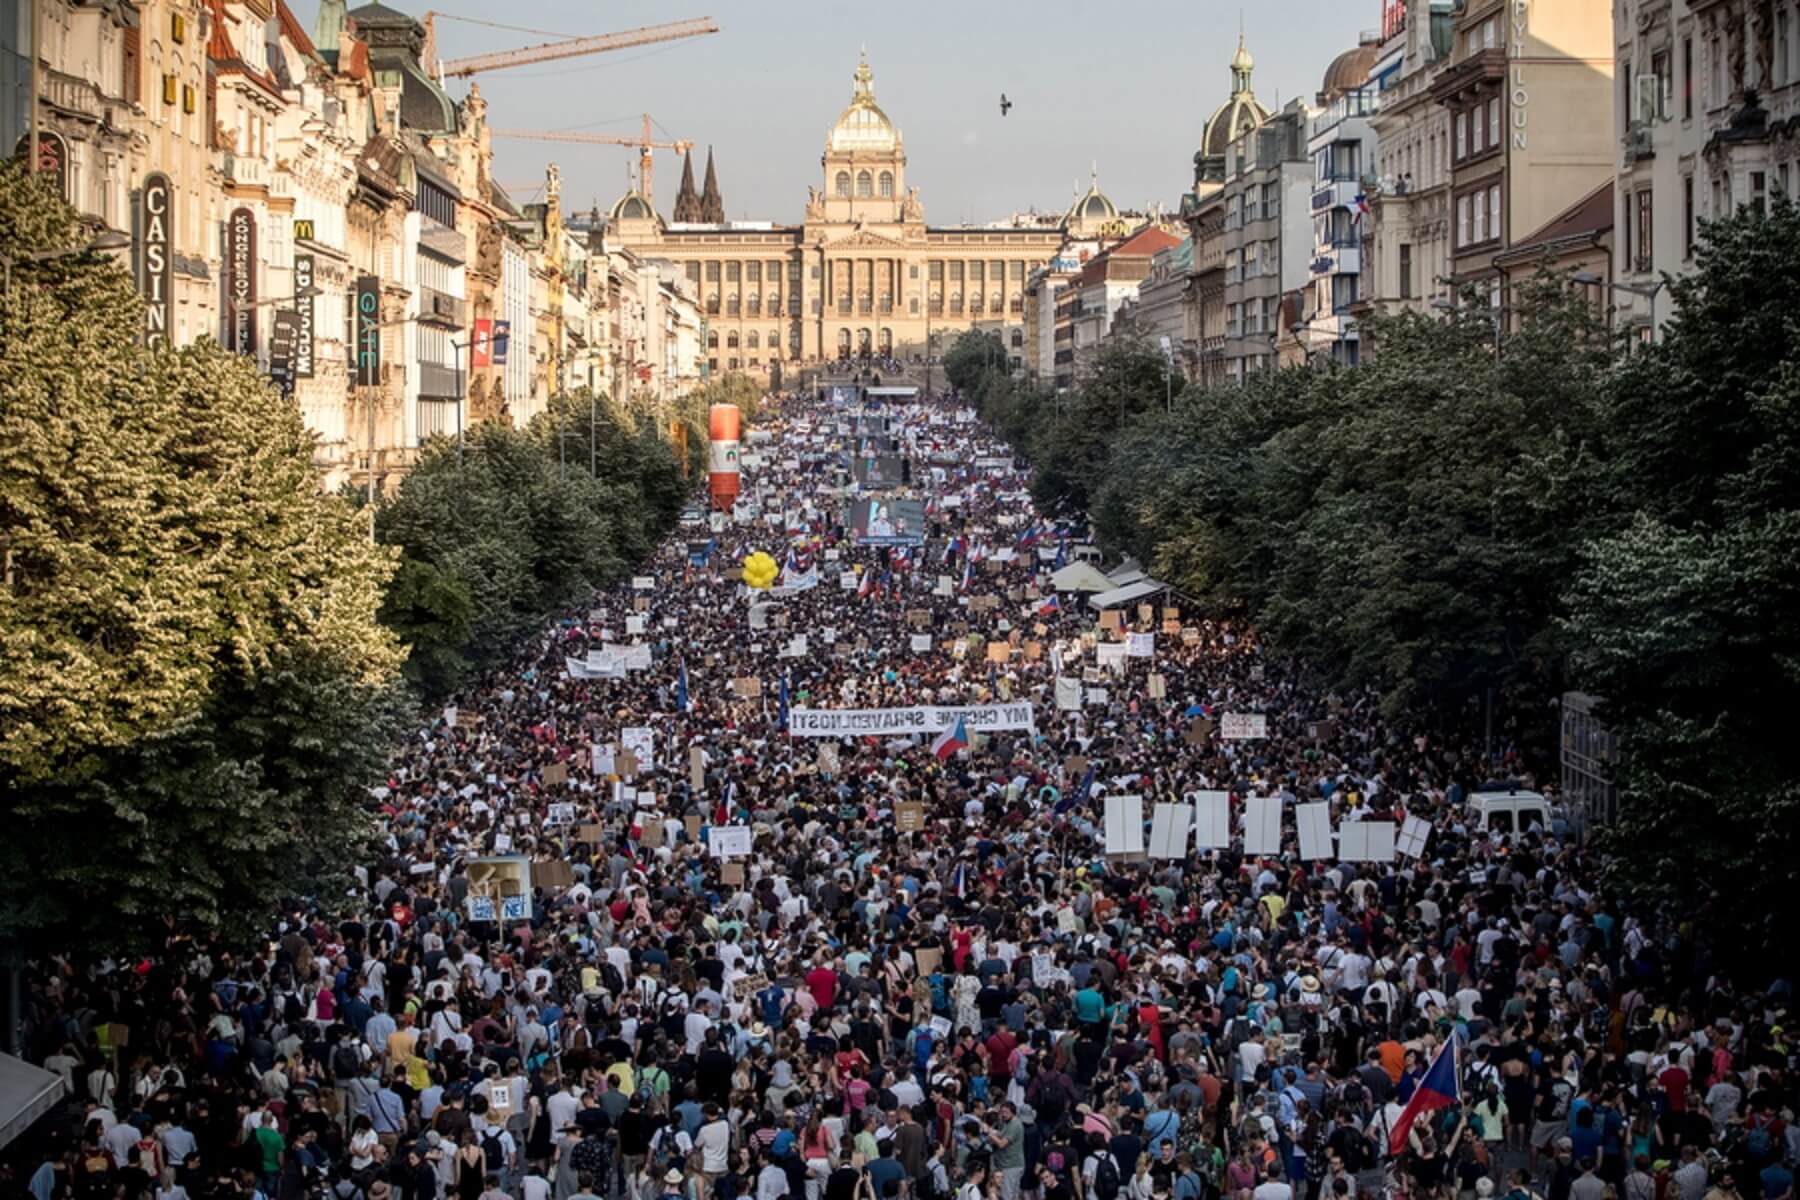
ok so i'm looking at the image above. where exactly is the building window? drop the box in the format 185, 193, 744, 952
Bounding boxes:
1486, 96, 1500, 147
747, 331, 759, 349
686, 262, 701, 284
1710, 34, 1723, 108
705, 261, 720, 282
1752, 170, 1768, 212
1635, 189, 1653, 269
856, 171, 873, 198
726, 332, 739, 349
1472, 189, 1487, 243
1652, 49, 1671, 118
1455, 110, 1467, 160
1399, 243, 1414, 299
1489, 183, 1502, 243
1683, 175, 1695, 257
835, 171, 851, 198
1457, 194, 1471, 247
725, 262, 740, 283
1682, 38, 1694, 119
879, 171, 894, 197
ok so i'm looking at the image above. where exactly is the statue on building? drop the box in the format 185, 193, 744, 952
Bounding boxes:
901, 186, 924, 223
806, 186, 826, 222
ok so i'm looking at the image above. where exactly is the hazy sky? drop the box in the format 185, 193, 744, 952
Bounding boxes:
294, 0, 1375, 224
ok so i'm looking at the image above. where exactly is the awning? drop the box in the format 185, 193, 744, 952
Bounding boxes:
0, 1053, 68, 1151
1087, 579, 1172, 610
1050, 561, 1115, 593
864, 387, 919, 397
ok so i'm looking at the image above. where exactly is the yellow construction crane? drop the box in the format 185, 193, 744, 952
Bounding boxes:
490, 116, 694, 207
420, 14, 718, 81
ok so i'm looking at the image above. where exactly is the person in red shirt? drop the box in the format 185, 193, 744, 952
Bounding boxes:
985, 1026, 1018, 1093
805, 959, 839, 1011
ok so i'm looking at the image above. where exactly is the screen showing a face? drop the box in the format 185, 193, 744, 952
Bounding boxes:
847, 498, 926, 545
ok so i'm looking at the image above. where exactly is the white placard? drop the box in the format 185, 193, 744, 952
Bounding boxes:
632, 576, 655, 590
1191, 791, 1231, 850
910, 633, 933, 652
1103, 794, 1145, 857
1243, 795, 1282, 856
825, 549, 840, 561
1397, 815, 1433, 859
591, 744, 615, 775
546, 802, 576, 827
625, 615, 647, 636
781, 635, 810, 659
1339, 820, 1396, 863
840, 570, 858, 590
1149, 802, 1191, 860
1221, 712, 1269, 740
1085, 687, 1109, 707
1095, 642, 1128, 672
1126, 632, 1155, 658
710, 825, 753, 859
1296, 801, 1334, 861
621, 727, 655, 771
1055, 677, 1083, 712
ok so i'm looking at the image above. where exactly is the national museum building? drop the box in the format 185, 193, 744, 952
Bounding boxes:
607, 55, 1110, 373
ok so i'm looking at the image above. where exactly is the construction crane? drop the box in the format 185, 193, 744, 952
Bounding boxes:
422, 15, 718, 81
490, 116, 694, 207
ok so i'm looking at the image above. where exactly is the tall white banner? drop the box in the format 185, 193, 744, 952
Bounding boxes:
786, 703, 1036, 738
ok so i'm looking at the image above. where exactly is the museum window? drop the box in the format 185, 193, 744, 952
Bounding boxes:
746, 294, 760, 316
856, 171, 873, 198
706, 261, 720, 282
1010, 293, 1023, 314
747, 331, 760, 349
686, 262, 701, 285
726, 262, 740, 283
728, 357, 739, 369
769, 330, 779, 350
727, 295, 740, 316
879, 171, 894, 197
706, 293, 720, 315
746, 262, 761, 283
727, 332, 739, 348
706, 331, 719, 348
835, 171, 851, 198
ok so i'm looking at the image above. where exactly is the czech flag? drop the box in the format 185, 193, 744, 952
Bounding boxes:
676, 661, 690, 714
857, 569, 876, 600
1037, 595, 1061, 616
931, 716, 970, 761
960, 558, 974, 592
1388, 1036, 1460, 1154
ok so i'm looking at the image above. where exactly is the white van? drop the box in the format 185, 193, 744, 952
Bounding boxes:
1467, 783, 1555, 838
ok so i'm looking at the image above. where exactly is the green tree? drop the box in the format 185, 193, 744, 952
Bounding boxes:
943, 329, 1006, 395
1031, 337, 1171, 518
0, 164, 407, 952
1563, 199, 1800, 956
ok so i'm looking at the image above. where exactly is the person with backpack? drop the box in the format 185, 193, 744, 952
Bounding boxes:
1085, 1133, 1123, 1200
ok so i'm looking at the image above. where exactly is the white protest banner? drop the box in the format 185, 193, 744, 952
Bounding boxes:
709, 825, 753, 859
1243, 796, 1282, 856
1397, 815, 1433, 859
1221, 712, 1269, 740
825, 548, 841, 561
839, 570, 858, 590
1085, 686, 1109, 707
625, 615, 647, 636
749, 603, 773, 630
631, 575, 654, 590
546, 802, 577, 827
910, 633, 933, 653
1339, 820, 1396, 863
786, 703, 1036, 738
1191, 791, 1231, 850
1126, 632, 1155, 658
781, 635, 810, 659
566, 654, 625, 681
1149, 802, 1191, 860
621, 727, 655, 771
591, 744, 615, 775
1095, 642, 1128, 673
1104, 794, 1146, 858
1055, 677, 1083, 712
769, 569, 819, 598
1296, 801, 1334, 861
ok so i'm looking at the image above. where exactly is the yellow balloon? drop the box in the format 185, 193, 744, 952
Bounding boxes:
741, 551, 779, 590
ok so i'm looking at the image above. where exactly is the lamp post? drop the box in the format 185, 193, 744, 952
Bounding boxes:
0, 231, 132, 295
1571, 272, 1667, 341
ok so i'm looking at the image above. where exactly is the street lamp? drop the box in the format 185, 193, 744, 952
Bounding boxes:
0, 230, 132, 294
226, 284, 322, 313
1571, 272, 1667, 340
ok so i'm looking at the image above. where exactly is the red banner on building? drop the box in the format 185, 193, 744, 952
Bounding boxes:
472, 317, 493, 367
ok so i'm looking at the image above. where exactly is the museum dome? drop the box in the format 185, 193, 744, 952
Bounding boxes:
1320, 38, 1379, 101
829, 53, 900, 153
1199, 35, 1270, 163
609, 190, 659, 224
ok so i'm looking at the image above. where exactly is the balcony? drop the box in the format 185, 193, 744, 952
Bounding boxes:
1310, 245, 1362, 276
222, 153, 266, 186
418, 285, 465, 327
419, 222, 464, 262
1311, 179, 1363, 213
1622, 124, 1655, 165
42, 68, 111, 122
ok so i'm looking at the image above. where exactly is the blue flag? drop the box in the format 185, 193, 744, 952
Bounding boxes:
1056, 766, 1097, 814
778, 672, 790, 732
676, 660, 690, 713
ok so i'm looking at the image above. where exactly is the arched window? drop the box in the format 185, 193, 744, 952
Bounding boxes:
857, 328, 872, 354
991, 292, 1003, 313
747, 331, 760, 349
1011, 329, 1024, 348
726, 332, 740, 348
879, 171, 894, 198
769, 330, 780, 352
879, 328, 893, 355
835, 171, 851, 198
837, 328, 852, 355
856, 171, 873, 198
706, 331, 718, 348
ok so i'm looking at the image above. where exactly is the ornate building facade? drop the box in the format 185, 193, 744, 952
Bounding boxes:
608, 54, 1066, 373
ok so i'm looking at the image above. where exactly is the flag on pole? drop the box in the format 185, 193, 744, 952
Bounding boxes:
1037, 594, 1061, 616
1387, 1036, 1460, 1154
1053, 539, 1069, 569
960, 557, 973, 592
930, 716, 970, 761
857, 569, 876, 600
1056, 765, 1097, 814
676, 660, 690, 713
778, 672, 790, 733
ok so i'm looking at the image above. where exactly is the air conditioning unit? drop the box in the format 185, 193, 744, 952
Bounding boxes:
432, 293, 455, 317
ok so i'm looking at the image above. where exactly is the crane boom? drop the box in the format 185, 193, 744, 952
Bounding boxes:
489, 130, 694, 151
439, 16, 719, 78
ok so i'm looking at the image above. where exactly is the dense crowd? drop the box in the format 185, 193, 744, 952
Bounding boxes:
7, 390, 1795, 1200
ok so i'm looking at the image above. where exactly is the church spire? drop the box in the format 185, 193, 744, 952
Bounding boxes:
672, 149, 702, 222
699, 146, 724, 223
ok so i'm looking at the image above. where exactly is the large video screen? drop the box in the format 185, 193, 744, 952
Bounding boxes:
826, 384, 860, 406
846, 497, 926, 546
852, 454, 910, 487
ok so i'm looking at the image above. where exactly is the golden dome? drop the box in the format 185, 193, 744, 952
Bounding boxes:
828, 52, 900, 153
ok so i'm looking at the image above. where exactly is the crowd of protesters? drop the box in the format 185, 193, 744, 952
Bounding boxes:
6, 388, 1795, 1200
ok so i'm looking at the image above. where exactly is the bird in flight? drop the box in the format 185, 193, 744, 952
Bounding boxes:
999, 93, 1012, 116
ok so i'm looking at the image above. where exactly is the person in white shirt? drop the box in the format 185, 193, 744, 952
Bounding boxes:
1252, 1164, 1293, 1200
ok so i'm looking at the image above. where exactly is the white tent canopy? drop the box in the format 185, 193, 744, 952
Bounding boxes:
0, 1053, 67, 1150
1050, 561, 1115, 593
1087, 579, 1172, 610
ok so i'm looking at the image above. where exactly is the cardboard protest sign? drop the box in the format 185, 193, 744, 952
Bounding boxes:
1181, 626, 1200, 645
1184, 718, 1214, 745
545, 801, 576, 826
689, 746, 705, 792
1163, 607, 1181, 621
1147, 673, 1167, 700
915, 946, 942, 976
1055, 678, 1083, 712
684, 815, 703, 840
817, 742, 840, 775
985, 642, 1010, 664
534, 860, 575, 890
1162, 619, 1183, 635
710, 825, 753, 859
457, 710, 480, 730
576, 822, 604, 844
733, 677, 763, 699
1064, 755, 1088, 780
542, 761, 569, 786
1024, 641, 1043, 661
1127, 633, 1155, 658
1307, 718, 1337, 741
1138, 604, 1154, 625
638, 818, 663, 848
1296, 801, 1333, 861
1099, 610, 1122, 632
908, 609, 930, 629
615, 750, 639, 779
1220, 712, 1268, 740
720, 861, 745, 886
591, 744, 615, 776
895, 802, 925, 833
